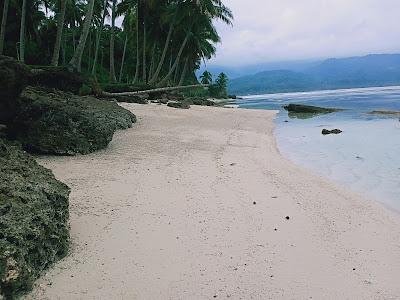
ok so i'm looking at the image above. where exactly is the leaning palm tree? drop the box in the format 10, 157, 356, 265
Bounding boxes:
69, 0, 95, 72
157, 0, 232, 86
91, 0, 109, 75
0, 0, 10, 54
147, 0, 172, 84
51, 0, 68, 66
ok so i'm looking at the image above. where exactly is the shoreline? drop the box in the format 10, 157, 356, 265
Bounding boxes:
239, 84, 400, 99
27, 104, 400, 299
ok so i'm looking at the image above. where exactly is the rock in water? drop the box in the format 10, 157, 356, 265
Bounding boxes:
0, 139, 70, 298
322, 129, 342, 135
283, 104, 342, 114
8, 87, 136, 155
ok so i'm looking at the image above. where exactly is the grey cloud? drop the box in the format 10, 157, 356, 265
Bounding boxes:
210, 0, 400, 66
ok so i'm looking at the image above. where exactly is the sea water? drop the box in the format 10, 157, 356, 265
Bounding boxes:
236, 86, 400, 212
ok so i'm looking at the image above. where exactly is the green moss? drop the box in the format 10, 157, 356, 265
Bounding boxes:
0, 139, 70, 299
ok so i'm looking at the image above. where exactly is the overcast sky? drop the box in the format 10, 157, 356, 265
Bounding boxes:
210, 0, 400, 66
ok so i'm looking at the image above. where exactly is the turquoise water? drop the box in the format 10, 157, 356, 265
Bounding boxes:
236, 86, 400, 212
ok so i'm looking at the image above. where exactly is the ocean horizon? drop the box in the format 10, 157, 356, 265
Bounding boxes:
236, 85, 400, 212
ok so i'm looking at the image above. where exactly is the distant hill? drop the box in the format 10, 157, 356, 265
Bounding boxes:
198, 59, 320, 79
228, 54, 400, 95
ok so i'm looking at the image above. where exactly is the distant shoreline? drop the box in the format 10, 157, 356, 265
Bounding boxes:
239, 84, 400, 99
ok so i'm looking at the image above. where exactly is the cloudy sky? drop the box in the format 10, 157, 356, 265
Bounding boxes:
211, 0, 400, 66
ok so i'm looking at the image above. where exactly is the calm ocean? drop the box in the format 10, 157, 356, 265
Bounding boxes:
236, 86, 400, 212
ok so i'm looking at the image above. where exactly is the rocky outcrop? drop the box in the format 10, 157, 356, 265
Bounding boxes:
29, 67, 87, 95
167, 101, 190, 109
8, 87, 136, 155
185, 97, 215, 106
283, 104, 342, 114
0, 56, 31, 124
108, 94, 149, 104
0, 139, 70, 299
322, 129, 342, 135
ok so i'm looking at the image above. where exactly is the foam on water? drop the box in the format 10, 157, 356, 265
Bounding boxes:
236, 86, 400, 211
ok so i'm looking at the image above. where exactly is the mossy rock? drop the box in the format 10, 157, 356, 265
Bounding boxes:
29, 67, 86, 95
8, 87, 136, 155
0, 56, 31, 124
0, 139, 70, 299
186, 97, 215, 106
111, 94, 149, 104
283, 104, 342, 114
167, 101, 190, 109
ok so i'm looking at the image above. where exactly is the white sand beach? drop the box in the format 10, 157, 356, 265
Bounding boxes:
27, 104, 400, 299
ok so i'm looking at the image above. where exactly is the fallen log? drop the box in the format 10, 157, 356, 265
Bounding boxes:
101, 84, 209, 97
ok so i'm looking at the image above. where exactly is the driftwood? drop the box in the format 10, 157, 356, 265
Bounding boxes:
101, 84, 209, 97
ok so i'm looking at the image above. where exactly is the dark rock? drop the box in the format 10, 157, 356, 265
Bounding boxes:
166, 93, 184, 101
186, 97, 215, 106
0, 139, 70, 299
159, 98, 169, 105
167, 101, 190, 109
285, 216, 290, 220
322, 129, 342, 135
111, 93, 149, 104
284, 104, 342, 114
29, 67, 86, 94
8, 87, 136, 155
253, 201, 257, 205
0, 56, 32, 124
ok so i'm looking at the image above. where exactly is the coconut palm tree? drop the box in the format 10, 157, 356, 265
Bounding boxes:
19, 0, 27, 62
92, 0, 109, 75
0, 0, 10, 54
200, 70, 212, 84
109, 0, 117, 82
51, 0, 68, 65
69, 0, 95, 71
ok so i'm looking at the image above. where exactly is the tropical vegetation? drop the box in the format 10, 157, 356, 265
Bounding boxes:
0, 0, 233, 88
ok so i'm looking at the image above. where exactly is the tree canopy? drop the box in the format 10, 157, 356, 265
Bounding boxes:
0, 0, 233, 87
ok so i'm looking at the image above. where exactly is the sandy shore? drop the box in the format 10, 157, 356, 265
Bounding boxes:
27, 104, 400, 299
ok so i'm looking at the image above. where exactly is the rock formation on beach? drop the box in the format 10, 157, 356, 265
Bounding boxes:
0, 139, 70, 299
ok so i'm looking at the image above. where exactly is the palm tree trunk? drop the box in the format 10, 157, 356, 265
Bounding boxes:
158, 33, 189, 86
148, 22, 174, 84
148, 42, 156, 79
91, 0, 108, 75
119, 33, 128, 82
133, 4, 140, 83
142, 17, 146, 82
0, 0, 10, 55
179, 57, 189, 86
109, 0, 117, 82
173, 61, 180, 83
19, 0, 27, 62
68, 0, 95, 72
51, 0, 67, 66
